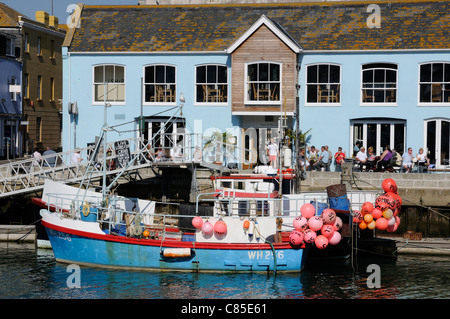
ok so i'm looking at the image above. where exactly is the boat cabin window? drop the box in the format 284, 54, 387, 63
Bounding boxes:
237, 200, 269, 217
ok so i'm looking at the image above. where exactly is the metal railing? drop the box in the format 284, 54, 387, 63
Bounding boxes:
0, 131, 260, 198
0, 136, 148, 198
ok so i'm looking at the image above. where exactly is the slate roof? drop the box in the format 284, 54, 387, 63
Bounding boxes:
67, 0, 450, 52
0, 3, 28, 26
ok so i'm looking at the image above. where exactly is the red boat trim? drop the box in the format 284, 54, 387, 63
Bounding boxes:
214, 189, 279, 198
211, 174, 294, 180
41, 219, 301, 250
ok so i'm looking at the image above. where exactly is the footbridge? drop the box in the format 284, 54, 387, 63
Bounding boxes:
0, 133, 255, 199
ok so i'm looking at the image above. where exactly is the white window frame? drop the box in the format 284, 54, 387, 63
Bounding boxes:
350, 119, 406, 156
244, 61, 282, 105
305, 63, 341, 106
360, 63, 398, 106
92, 64, 126, 105
143, 64, 177, 106
418, 62, 450, 106
194, 64, 228, 105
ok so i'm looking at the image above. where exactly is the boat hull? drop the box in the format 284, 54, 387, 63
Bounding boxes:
42, 216, 306, 273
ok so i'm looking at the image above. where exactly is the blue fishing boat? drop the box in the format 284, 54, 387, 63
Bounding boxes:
37, 179, 306, 273
36, 107, 308, 273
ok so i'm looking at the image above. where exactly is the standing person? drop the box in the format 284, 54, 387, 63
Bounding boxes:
43, 146, 57, 167
334, 147, 346, 172
32, 148, 42, 167
325, 145, 332, 171
267, 139, 278, 168
71, 149, 82, 165
31, 148, 42, 181
402, 147, 413, 173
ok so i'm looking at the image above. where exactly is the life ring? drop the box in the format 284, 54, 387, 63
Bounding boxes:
82, 202, 91, 217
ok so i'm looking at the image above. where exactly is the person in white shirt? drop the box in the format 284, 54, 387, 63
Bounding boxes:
267, 139, 278, 168
402, 147, 413, 173
416, 148, 430, 172
71, 149, 82, 165
355, 146, 368, 171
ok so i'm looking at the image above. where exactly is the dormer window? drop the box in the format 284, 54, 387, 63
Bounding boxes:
246, 62, 281, 104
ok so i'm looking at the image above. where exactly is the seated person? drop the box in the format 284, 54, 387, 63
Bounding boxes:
366, 146, 377, 171
313, 146, 330, 171
307, 145, 318, 171
402, 147, 413, 173
377, 146, 393, 171
355, 146, 367, 171
416, 148, 430, 172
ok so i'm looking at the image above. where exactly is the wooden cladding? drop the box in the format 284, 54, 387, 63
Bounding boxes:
231, 25, 297, 113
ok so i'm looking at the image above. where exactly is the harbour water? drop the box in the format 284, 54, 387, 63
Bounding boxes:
1, 243, 449, 301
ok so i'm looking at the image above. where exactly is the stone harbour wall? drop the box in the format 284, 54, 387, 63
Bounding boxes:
299, 171, 450, 207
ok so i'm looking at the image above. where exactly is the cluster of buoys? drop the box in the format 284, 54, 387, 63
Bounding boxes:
289, 203, 343, 250
192, 216, 228, 237
352, 178, 401, 232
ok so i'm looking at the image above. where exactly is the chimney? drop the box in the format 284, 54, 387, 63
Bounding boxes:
49, 16, 59, 28
36, 11, 49, 27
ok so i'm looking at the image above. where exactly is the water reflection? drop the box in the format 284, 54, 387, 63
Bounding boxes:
1, 243, 449, 299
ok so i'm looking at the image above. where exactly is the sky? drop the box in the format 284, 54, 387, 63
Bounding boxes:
1, 0, 138, 22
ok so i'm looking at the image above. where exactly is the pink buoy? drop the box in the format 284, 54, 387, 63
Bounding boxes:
375, 217, 389, 230
293, 216, 308, 231
321, 224, 335, 238
386, 221, 398, 233
315, 235, 329, 249
321, 209, 336, 224
328, 231, 342, 245
371, 208, 383, 220
382, 178, 398, 194
214, 220, 227, 236
361, 202, 374, 215
352, 210, 363, 223
289, 230, 304, 246
332, 216, 343, 231
308, 216, 323, 231
300, 203, 316, 219
303, 229, 317, 243
388, 216, 396, 226
192, 216, 203, 229
201, 221, 213, 236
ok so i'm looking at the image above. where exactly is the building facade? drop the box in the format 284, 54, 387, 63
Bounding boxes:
0, 4, 66, 156
62, 1, 449, 169
0, 32, 22, 159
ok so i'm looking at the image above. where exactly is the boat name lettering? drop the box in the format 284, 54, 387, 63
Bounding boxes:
247, 250, 284, 260
49, 229, 72, 242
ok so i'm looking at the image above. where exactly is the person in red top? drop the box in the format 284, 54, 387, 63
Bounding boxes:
334, 147, 346, 171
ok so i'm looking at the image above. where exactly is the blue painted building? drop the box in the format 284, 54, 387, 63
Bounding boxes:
62, 1, 450, 170
0, 32, 22, 159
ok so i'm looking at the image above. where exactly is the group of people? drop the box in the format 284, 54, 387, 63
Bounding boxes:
296, 142, 431, 173
354, 144, 430, 173
298, 145, 338, 172
32, 146, 58, 168
399, 147, 430, 172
